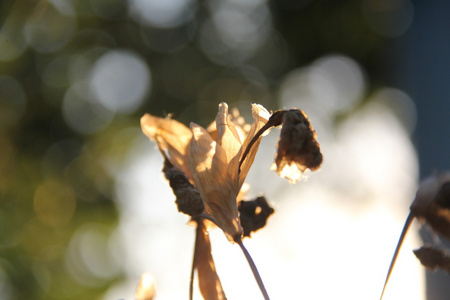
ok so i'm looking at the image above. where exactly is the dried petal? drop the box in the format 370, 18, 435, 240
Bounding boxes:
193, 220, 227, 300
274, 110, 322, 183
141, 114, 193, 181
216, 102, 242, 185
238, 104, 271, 188
239, 196, 274, 237
413, 246, 450, 273
410, 172, 450, 240
190, 123, 243, 241
135, 272, 156, 300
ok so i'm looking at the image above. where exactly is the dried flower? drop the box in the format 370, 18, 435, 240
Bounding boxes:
141, 103, 323, 300
239, 109, 323, 184
380, 172, 450, 300
141, 102, 271, 242
413, 245, 450, 273
410, 172, 450, 240
273, 110, 323, 183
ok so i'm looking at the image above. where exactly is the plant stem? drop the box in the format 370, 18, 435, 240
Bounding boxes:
189, 221, 200, 300
379, 212, 415, 300
236, 237, 270, 300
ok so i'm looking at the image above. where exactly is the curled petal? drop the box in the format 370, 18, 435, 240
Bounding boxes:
193, 220, 227, 300
190, 123, 243, 241
216, 102, 243, 185
141, 114, 193, 181
238, 104, 271, 188
206, 121, 218, 141
135, 273, 156, 300
217, 103, 242, 159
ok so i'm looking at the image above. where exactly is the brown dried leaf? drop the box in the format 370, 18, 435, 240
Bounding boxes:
194, 220, 227, 300
413, 246, 450, 273
238, 196, 275, 237
162, 158, 204, 217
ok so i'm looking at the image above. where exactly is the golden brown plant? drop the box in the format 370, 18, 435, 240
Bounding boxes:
140, 102, 323, 299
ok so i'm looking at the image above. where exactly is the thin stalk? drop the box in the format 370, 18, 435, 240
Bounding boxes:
189, 221, 200, 300
235, 237, 270, 300
379, 212, 415, 300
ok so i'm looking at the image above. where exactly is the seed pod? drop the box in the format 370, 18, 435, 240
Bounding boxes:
162, 158, 205, 217
274, 110, 323, 183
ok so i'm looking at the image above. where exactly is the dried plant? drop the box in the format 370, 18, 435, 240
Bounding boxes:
139, 102, 322, 299
380, 172, 450, 300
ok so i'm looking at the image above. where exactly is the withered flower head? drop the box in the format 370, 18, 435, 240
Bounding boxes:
413, 245, 450, 273
141, 103, 323, 300
141, 102, 270, 242
380, 171, 450, 300
410, 172, 450, 240
141, 103, 322, 242
273, 109, 323, 183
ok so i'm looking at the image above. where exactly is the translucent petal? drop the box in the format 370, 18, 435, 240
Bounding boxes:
216, 102, 242, 185
141, 113, 193, 180
238, 103, 270, 188
190, 122, 243, 241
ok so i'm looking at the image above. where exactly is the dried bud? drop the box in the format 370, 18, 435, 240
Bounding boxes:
238, 196, 274, 237
162, 159, 205, 217
410, 172, 450, 240
135, 272, 156, 300
413, 246, 450, 273
273, 110, 323, 183
239, 109, 322, 184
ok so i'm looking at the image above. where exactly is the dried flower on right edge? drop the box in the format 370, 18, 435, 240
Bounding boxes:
380, 172, 450, 300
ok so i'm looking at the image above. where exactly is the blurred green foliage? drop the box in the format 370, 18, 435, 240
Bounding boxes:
0, 0, 392, 299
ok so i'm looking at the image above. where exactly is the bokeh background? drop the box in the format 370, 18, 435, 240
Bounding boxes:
1, 0, 449, 299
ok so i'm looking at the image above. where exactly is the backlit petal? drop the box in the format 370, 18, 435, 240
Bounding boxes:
238, 104, 271, 188
216, 102, 242, 186
190, 122, 243, 241
141, 114, 193, 181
